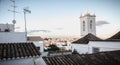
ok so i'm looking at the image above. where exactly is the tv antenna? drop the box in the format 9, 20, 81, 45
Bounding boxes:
8, 0, 19, 31
23, 7, 31, 41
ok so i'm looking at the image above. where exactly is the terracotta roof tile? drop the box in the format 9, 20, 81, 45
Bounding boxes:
27, 36, 43, 41
0, 42, 40, 60
72, 33, 102, 44
43, 50, 120, 65
107, 31, 120, 40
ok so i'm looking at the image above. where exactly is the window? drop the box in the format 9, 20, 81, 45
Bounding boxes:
92, 47, 99, 53
83, 21, 85, 31
37, 46, 40, 51
4, 29, 10, 32
90, 20, 92, 29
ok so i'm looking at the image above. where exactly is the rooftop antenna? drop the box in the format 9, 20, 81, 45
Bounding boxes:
23, 7, 31, 41
8, 0, 19, 31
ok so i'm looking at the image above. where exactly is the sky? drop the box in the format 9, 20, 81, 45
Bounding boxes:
0, 0, 120, 39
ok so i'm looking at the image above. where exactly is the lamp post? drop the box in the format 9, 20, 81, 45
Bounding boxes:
23, 7, 31, 41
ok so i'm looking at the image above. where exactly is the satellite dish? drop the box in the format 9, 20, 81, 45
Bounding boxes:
12, 19, 16, 24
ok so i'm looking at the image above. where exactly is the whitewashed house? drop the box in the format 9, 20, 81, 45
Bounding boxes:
0, 23, 46, 65
89, 40, 120, 53
88, 31, 120, 53
0, 24, 14, 32
72, 31, 120, 54
0, 42, 46, 65
0, 23, 26, 43
72, 33, 102, 54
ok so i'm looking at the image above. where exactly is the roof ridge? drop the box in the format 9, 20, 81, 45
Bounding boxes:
72, 33, 102, 44
107, 31, 120, 40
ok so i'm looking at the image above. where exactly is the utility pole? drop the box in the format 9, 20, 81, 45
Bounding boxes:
23, 7, 31, 41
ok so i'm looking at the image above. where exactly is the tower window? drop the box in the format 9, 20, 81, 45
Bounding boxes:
90, 20, 92, 29
83, 21, 85, 31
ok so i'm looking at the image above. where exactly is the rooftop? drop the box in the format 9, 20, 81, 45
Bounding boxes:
72, 33, 102, 44
27, 36, 43, 41
43, 50, 120, 65
0, 42, 40, 61
107, 31, 120, 40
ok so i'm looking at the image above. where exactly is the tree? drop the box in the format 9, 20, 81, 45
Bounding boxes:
47, 44, 59, 51
72, 49, 79, 54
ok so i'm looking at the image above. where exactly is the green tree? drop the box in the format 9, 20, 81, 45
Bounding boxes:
72, 49, 79, 54
47, 44, 59, 51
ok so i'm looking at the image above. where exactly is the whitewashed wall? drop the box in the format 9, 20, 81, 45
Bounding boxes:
89, 41, 120, 53
0, 32, 26, 43
71, 44, 88, 54
33, 41, 44, 52
56, 42, 72, 50
33, 41, 50, 56
35, 57, 46, 65
0, 57, 46, 65
65, 42, 72, 50
0, 58, 34, 65
0, 24, 14, 32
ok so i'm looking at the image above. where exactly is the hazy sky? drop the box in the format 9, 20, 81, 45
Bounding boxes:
0, 0, 120, 39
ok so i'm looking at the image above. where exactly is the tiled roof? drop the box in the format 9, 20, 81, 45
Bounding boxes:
107, 31, 120, 40
43, 50, 120, 65
72, 33, 102, 44
0, 42, 40, 60
27, 36, 43, 41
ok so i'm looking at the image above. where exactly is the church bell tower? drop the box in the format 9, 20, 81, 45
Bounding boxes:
80, 10, 96, 37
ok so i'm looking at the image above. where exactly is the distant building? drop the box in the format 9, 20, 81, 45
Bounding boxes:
0, 23, 26, 43
27, 36, 43, 41
56, 42, 72, 51
80, 10, 96, 37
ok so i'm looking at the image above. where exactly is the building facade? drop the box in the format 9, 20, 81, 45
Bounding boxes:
72, 31, 120, 54
0, 24, 14, 32
0, 23, 26, 43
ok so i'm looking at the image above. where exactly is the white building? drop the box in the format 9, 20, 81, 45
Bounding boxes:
72, 10, 120, 54
0, 42, 46, 65
56, 42, 72, 50
72, 31, 120, 54
80, 10, 96, 37
0, 23, 26, 43
0, 23, 47, 65
72, 33, 101, 54
0, 24, 14, 32
89, 40, 120, 53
